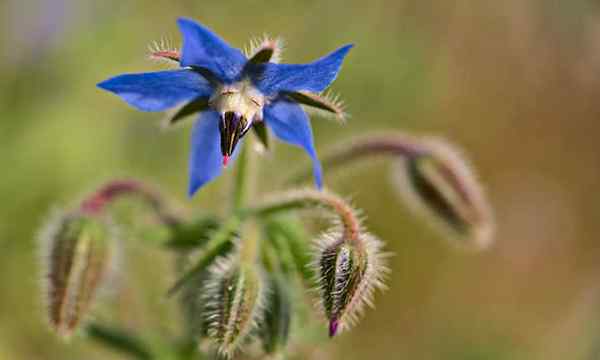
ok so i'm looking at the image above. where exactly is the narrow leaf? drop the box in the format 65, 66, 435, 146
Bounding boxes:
86, 323, 153, 360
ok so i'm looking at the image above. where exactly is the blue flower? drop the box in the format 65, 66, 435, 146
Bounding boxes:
98, 18, 352, 196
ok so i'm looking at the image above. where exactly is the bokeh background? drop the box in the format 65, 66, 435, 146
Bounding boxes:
2, 0, 600, 359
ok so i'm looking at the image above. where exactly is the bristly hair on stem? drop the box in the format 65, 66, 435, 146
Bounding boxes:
79, 179, 181, 227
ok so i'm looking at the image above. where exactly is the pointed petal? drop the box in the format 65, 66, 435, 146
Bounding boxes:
250, 45, 353, 96
188, 111, 223, 196
188, 111, 244, 196
97, 69, 212, 112
177, 18, 247, 82
264, 100, 323, 188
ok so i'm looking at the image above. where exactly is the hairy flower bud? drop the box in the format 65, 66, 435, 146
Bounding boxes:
39, 210, 117, 338
202, 256, 265, 358
315, 231, 387, 337
393, 138, 494, 249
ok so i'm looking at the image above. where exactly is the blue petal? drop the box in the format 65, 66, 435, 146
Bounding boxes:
250, 44, 353, 96
177, 18, 247, 83
97, 69, 212, 112
264, 100, 323, 189
188, 111, 244, 196
188, 111, 223, 196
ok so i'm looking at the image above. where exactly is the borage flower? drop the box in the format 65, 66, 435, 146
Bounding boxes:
98, 18, 352, 196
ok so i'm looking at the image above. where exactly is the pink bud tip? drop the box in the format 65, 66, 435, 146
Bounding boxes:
223, 155, 230, 167
329, 319, 339, 337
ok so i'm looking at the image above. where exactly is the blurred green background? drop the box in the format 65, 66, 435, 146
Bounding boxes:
2, 0, 600, 359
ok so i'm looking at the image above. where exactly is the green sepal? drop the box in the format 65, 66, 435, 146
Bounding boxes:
168, 97, 210, 126
252, 121, 270, 151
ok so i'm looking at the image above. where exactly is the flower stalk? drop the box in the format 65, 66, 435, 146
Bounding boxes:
80, 179, 180, 226
288, 133, 427, 184
241, 189, 361, 245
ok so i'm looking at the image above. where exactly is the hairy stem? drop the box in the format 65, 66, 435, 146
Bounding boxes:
288, 133, 427, 185
80, 179, 180, 226
242, 189, 361, 245
232, 144, 249, 211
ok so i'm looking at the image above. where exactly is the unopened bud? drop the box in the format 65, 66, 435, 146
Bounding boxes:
314, 231, 387, 337
202, 256, 264, 358
393, 138, 494, 250
39, 210, 116, 338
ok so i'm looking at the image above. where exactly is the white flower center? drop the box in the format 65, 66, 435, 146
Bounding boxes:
210, 80, 265, 130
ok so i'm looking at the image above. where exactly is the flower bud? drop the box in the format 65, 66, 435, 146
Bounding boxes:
393, 138, 494, 250
202, 256, 265, 358
39, 210, 117, 338
315, 231, 387, 337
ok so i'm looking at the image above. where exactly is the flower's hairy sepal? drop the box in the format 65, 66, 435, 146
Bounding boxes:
313, 231, 388, 337
260, 274, 292, 354
393, 138, 494, 250
286, 90, 347, 122
39, 210, 117, 338
148, 37, 181, 65
202, 256, 265, 358
245, 35, 285, 64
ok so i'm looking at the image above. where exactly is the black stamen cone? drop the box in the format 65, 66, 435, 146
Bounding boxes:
219, 112, 249, 160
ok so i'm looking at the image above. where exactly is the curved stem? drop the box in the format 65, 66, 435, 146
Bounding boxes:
79, 179, 180, 226
287, 133, 427, 185
241, 189, 361, 245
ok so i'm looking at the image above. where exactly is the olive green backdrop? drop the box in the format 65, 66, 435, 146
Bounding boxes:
2, 0, 600, 359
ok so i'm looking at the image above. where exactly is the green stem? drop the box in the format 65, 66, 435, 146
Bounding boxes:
166, 216, 240, 297
232, 143, 250, 211
239, 220, 260, 263
233, 139, 261, 263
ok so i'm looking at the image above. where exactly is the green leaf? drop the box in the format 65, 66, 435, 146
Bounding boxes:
86, 323, 153, 360
165, 216, 220, 250
266, 216, 314, 283
166, 216, 240, 297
